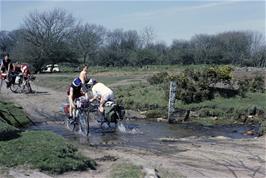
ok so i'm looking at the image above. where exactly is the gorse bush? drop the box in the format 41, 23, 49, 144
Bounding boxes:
238, 79, 250, 98
173, 66, 234, 104
251, 75, 265, 93
206, 65, 233, 84
175, 69, 213, 104
147, 72, 169, 85
237, 75, 265, 97
148, 65, 237, 104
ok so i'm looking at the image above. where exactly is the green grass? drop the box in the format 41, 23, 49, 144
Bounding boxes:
0, 121, 19, 140
175, 92, 266, 117
115, 84, 168, 112
0, 131, 96, 174
34, 73, 149, 91
33, 65, 265, 125
111, 163, 143, 178
34, 64, 207, 91
0, 101, 31, 128
116, 83, 266, 120
0, 101, 31, 140
61, 64, 205, 74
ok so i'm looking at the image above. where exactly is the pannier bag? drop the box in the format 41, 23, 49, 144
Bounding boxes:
64, 104, 70, 114
104, 101, 125, 122
15, 74, 22, 84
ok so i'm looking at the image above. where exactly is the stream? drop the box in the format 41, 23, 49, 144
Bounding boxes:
29, 117, 259, 153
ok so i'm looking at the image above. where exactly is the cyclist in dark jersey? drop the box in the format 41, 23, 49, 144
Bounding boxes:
0, 53, 14, 88
67, 77, 89, 119
0, 53, 13, 73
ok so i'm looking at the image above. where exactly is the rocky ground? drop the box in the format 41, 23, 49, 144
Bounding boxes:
0, 80, 265, 178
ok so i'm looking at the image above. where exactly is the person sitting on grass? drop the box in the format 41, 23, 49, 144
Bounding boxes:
88, 78, 114, 113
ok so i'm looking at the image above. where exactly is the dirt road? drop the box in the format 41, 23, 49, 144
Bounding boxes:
0, 82, 265, 178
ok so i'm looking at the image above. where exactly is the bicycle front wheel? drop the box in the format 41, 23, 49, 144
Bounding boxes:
23, 81, 32, 94
78, 110, 89, 136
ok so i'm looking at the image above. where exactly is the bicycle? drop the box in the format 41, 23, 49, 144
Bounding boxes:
65, 96, 91, 136
13, 74, 35, 93
64, 97, 125, 136
0, 72, 35, 93
89, 100, 125, 130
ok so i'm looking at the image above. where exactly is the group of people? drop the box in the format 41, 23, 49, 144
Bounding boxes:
0, 52, 114, 122
0, 53, 31, 88
67, 65, 114, 121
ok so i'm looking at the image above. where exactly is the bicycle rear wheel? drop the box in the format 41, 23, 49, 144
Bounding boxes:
9, 83, 20, 93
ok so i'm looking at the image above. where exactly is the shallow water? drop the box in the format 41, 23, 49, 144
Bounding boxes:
28, 118, 259, 153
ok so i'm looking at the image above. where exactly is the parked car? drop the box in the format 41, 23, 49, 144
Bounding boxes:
41, 64, 60, 73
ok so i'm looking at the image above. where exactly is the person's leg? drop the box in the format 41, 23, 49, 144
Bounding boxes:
68, 96, 75, 118
99, 97, 105, 113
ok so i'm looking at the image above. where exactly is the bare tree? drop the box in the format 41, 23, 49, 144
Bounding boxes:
140, 26, 155, 48
0, 31, 15, 53
22, 8, 77, 71
71, 23, 106, 64
121, 30, 141, 50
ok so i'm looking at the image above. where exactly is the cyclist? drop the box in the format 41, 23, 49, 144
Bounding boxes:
0, 53, 12, 74
67, 77, 89, 120
79, 64, 89, 85
67, 65, 90, 118
0, 53, 13, 87
88, 78, 114, 113
19, 63, 33, 93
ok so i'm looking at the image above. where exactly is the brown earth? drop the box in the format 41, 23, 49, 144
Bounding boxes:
0, 81, 265, 178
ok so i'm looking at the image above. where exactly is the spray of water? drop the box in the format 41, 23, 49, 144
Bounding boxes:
117, 123, 142, 134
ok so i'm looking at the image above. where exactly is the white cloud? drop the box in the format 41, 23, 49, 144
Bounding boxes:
125, 1, 237, 18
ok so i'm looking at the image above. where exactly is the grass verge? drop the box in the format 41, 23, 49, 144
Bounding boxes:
176, 92, 266, 118
111, 163, 143, 178
0, 131, 96, 174
0, 121, 19, 140
0, 101, 31, 128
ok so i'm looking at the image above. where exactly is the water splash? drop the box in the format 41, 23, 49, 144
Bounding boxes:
118, 123, 142, 134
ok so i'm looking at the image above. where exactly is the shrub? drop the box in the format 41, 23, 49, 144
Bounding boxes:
251, 75, 265, 93
144, 110, 166, 118
148, 72, 169, 85
238, 79, 250, 97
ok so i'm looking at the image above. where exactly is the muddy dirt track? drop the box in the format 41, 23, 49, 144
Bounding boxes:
0, 81, 266, 178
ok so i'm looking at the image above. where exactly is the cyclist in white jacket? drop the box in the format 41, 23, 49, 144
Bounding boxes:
88, 79, 114, 113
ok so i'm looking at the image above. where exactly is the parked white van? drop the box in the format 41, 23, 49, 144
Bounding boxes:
41, 64, 60, 73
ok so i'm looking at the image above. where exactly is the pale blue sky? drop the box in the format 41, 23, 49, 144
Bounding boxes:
0, 0, 265, 44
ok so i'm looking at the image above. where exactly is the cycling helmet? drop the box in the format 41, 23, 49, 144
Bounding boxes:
72, 77, 82, 87
81, 84, 90, 93
87, 78, 97, 85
